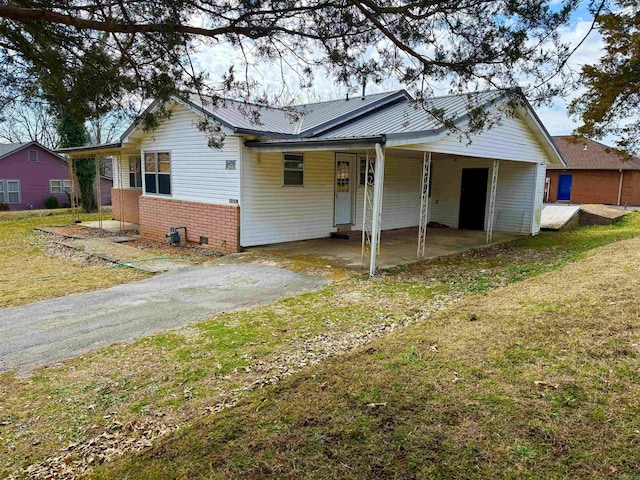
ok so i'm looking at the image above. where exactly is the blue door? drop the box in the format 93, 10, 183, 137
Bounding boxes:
557, 174, 573, 201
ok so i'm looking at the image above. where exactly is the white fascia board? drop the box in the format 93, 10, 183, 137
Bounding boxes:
516, 105, 565, 167
246, 142, 377, 153
120, 97, 234, 144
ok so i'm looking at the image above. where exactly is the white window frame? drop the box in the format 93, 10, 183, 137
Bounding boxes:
63, 180, 71, 193
28, 150, 38, 162
49, 178, 64, 194
142, 151, 171, 196
0, 179, 21, 204
128, 156, 142, 189
282, 153, 304, 187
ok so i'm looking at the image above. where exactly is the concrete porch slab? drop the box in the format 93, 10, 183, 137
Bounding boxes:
540, 204, 581, 230
253, 227, 517, 270
80, 220, 139, 233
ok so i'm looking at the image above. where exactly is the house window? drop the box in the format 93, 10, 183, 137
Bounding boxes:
50, 179, 70, 194
129, 156, 142, 188
50, 179, 62, 193
283, 154, 304, 186
0, 180, 20, 203
144, 151, 171, 195
28, 150, 38, 162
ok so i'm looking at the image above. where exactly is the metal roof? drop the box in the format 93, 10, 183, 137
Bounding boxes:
1, 141, 67, 161
186, 90, 409, 137
315, 91, 502, 139
187, 96, 300, 135
0, 142, 30, 159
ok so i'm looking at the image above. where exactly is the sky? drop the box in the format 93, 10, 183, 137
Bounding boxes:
191, 2, 608, 142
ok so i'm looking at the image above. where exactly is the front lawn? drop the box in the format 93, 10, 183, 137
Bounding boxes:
96, 232, 640, 479
2, 213, 640, 478
0, 210, 148, 308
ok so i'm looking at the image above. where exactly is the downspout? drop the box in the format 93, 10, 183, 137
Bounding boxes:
618, 169, 624, 206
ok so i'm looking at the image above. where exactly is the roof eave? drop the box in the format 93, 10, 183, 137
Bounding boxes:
57, 142, 123, 156
518, 104, 566, 167
244, 135, 386, 152
0, 141, 67, 162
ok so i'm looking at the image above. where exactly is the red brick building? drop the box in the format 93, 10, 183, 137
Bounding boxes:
547, 136, 640, 206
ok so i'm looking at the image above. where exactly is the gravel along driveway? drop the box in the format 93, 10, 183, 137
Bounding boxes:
0, 265, 326, 375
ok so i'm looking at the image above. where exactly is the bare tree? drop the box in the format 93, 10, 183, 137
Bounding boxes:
0, 101, 59, 148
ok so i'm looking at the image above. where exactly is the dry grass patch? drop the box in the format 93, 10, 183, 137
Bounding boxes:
1, 213, 640, 478
0, 211, 147, 308
92, 235, 640, 480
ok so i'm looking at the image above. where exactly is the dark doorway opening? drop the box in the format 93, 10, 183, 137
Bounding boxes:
459, 168, 489, 230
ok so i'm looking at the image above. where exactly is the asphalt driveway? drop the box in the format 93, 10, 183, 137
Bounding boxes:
0, 265, 325, 374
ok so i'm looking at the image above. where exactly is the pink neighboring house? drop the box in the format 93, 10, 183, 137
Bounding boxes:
0, 141, 71, 210
0, 141, 112, 210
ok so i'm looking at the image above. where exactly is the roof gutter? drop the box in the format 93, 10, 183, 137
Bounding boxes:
57, 142, 122, 154
244, 135, 386, 149
233, 128, 300, 139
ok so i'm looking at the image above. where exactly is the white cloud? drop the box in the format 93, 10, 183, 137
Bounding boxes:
535, 19, 604, 137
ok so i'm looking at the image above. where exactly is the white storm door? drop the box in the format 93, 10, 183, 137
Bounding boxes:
335, 153, 354, 225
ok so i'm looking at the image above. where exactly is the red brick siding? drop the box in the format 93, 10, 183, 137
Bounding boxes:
138, 196, 240, 253
111, 188, 141, 223
546, 170, 640, 205
622, 171, 640, 206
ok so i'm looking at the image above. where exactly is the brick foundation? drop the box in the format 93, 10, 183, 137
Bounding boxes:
111, 188, 141, 223
139, 196, 240, 253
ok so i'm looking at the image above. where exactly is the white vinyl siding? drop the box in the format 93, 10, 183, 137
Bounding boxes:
354, 153, 422, 231
429, 157, 537, 235
113, 155, 135, 189
531, 163, 546, 234
240, 150, 425, 247
140, 102, 240, 204
399, 115, 549, 165
241, 150, 335, 246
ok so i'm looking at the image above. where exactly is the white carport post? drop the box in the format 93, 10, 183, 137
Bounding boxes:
360, 150, 374, 268
486, 160, 500, 244
417, 151, 432, 257
369, 143, 385, 276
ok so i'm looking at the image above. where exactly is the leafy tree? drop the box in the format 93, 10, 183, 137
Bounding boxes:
570, 1, 640, 154
57, 116, 98, 212
0, 0, 604, 145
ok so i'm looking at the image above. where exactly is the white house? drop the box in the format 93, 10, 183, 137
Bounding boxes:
59, 90, 565, 274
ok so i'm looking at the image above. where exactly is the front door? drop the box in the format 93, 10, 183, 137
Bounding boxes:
557, 174, 573, 201
459, 168, 489, 230
335, 154, 354, 225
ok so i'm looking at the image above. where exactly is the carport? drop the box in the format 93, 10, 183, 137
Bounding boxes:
254, 227, 517, 270
244, 93, 564, 276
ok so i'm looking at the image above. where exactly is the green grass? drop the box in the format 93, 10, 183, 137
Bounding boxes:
0, 209, 147, 307
91, 221, 640, 479
2, 213, 640, 479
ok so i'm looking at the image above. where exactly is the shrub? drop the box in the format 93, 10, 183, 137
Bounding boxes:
0, 203, 9, 211
44, 196, 59, 209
